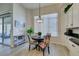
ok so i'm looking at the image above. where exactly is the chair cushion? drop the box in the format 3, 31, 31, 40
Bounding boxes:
39, 42, 46, 49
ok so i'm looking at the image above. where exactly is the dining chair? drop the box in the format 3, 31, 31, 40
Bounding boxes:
27, 34, 37, 51
39, 34, 51, 56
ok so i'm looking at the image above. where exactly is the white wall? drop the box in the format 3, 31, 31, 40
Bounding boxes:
13, 3, 32, 36
59, 5, 67, 46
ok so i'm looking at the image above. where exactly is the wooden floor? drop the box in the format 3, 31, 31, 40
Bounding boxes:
0, 43, 69, 56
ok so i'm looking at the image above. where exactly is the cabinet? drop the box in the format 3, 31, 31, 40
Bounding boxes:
64, 4, 79, 56
73, 4, 79, 27
67, 6, 73, 28
65, 4, 73, 28
65, 36, 79, 55
64, 13, 68, 28
65, 4, 79, 28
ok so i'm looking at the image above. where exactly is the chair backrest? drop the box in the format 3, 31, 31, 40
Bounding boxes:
46, 33, 51, 40
44, 34, 51, 45
27, 34, 32, 43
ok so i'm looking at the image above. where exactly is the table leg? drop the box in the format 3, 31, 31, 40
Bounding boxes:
32, 44, 38, 50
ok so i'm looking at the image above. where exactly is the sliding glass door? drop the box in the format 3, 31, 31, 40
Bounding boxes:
0, 13, 12, 46
4, 16, 12, 46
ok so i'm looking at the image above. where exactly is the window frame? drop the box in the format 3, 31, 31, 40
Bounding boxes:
34, 13, 59, 37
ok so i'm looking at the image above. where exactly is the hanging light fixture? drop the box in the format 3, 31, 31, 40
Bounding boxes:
37, 3, 43, 23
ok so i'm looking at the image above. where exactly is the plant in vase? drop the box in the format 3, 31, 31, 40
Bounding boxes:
64, 3, 73, 13
38, 32, 42, 37
26, 27, 34, 36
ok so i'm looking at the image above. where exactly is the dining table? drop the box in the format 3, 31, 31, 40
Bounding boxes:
32, 36, 44, 43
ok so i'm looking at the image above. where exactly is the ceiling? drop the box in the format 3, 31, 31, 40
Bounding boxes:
21, 3, 54, 9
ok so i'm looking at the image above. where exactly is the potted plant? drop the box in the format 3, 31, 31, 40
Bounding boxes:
64, 3, 73, 13
26, 27, 34, 36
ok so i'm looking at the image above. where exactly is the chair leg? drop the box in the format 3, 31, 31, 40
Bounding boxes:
38, 46, 41, 51
48, 45, 50, 54
43, 48, 45, 56
29, 45, 31, 51
43, 49, 44, 56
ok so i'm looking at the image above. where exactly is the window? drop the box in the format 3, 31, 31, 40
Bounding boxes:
0, 18, 2, 35
34, 13, 58, 37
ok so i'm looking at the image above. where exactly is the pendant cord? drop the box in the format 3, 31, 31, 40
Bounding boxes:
39, 3, 41, 20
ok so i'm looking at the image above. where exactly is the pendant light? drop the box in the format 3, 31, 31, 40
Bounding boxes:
37, 3, 43, 23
